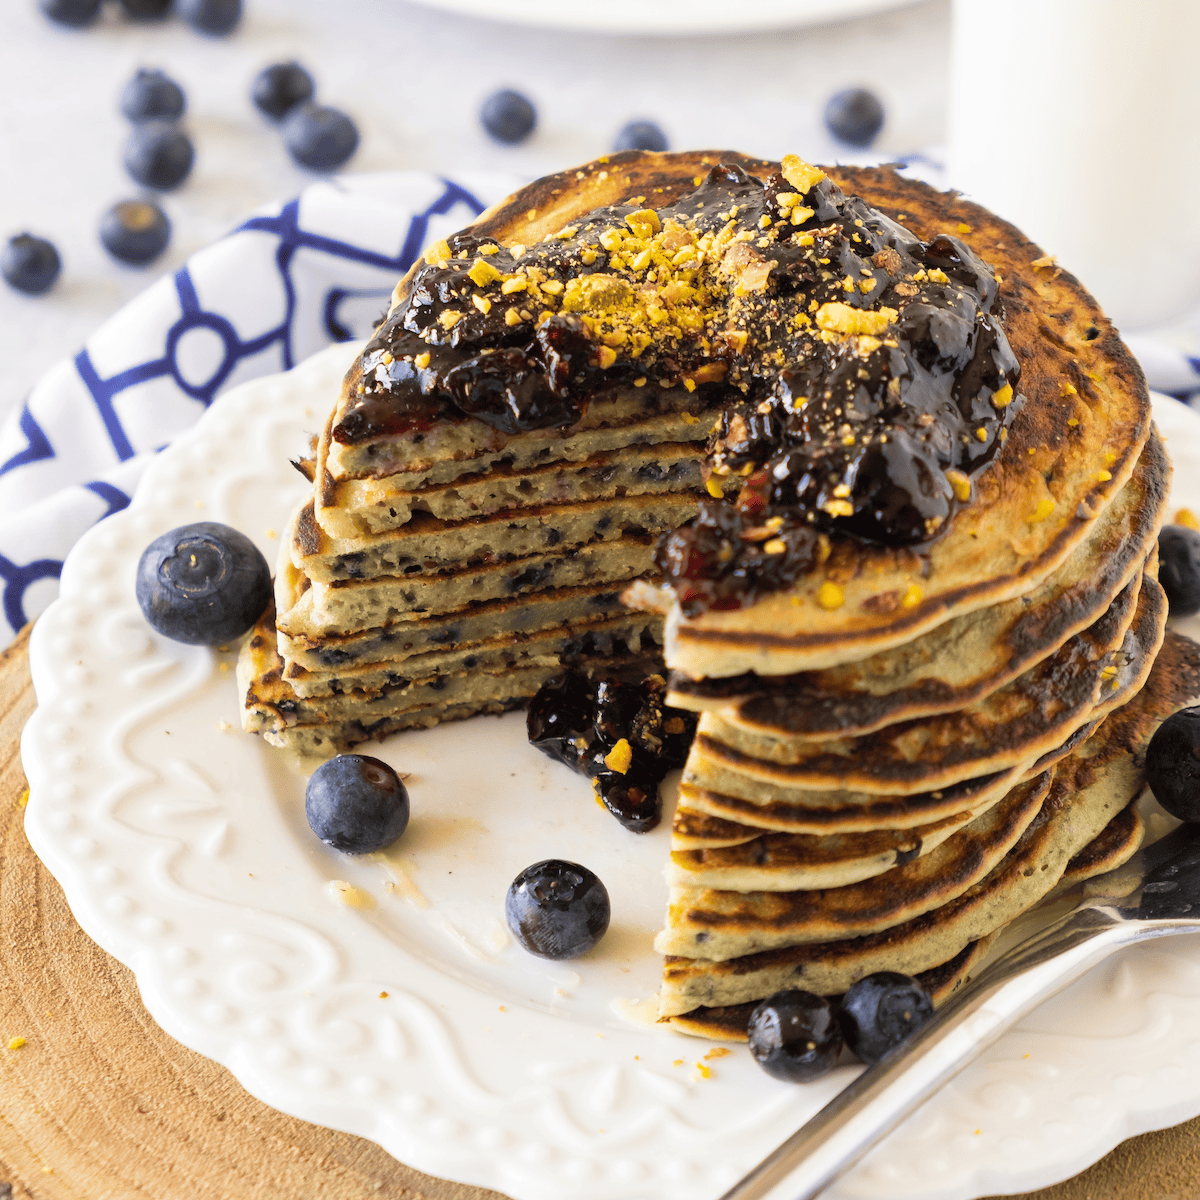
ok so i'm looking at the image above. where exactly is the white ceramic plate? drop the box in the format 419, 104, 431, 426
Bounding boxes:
400, 0, 917, 35
21, 343, 1200, 1200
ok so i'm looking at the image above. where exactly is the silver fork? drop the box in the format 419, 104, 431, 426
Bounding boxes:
718, 819, 1200, 1200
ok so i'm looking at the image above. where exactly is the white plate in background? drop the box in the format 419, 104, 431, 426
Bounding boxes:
402, 0, 919, 34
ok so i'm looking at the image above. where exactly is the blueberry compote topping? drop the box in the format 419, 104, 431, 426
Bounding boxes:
527, 669, 697, 833
348, 156, 1020, 611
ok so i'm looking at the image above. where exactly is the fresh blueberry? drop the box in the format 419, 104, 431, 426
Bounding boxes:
1158, 526, 1200, 617
124, 122, 195, 190
506, 860, 610, 959
480, 89, 536, 145
823, 87, 885, 148
305, 755, 410, 854
1146, 707, 1200, 822
251, 61, 315, 121
282, 103, 359, 172
613, 120, 668, 153
748, 990, 844, 1083
38, 0, 102, 26
135, 521, 271, 645
117, 0, 173, 19
1, 234, 61, 295
100, 199, 171, 265
177, 0, 241, 34
839, 972, 933, 1064
120, 69, 186, 122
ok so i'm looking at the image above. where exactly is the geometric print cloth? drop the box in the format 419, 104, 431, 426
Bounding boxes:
0, 171, 519, 646
2, 167, 1200, 647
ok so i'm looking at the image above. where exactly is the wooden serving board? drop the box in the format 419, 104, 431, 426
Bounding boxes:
2, 626, 1198, 1200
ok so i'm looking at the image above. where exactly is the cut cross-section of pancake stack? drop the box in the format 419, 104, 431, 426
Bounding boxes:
238, 410, 723, 757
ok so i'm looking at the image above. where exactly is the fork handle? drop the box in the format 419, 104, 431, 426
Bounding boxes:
718, 905, 1166, 1200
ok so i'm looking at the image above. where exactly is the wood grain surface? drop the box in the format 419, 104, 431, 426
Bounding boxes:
3, 625, 1198, 1200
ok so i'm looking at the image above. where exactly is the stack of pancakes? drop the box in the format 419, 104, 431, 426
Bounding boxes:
235, 152, 1200, 1036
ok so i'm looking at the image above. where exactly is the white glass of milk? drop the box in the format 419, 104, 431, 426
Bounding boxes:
947, 0, 1200, 331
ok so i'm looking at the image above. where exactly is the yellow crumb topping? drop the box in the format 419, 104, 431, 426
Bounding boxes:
604, 738, 633, 775
816, 581, 845, 610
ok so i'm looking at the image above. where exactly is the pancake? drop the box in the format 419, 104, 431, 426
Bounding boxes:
668, 801, 1005, 891
1059, 800, 1144, 885
322, 441, 703, 533
655, 630, 1200, 1017
679, 762, 1028, 835
278, 581, 640, 672
693, 572, 1162, 794
667, 439, 1165, 737
655, 770, 1053, 960
664, 936, 998, 1041
282, 610, 663, 699
275, 530, 659, 638
293, 492, 699, 584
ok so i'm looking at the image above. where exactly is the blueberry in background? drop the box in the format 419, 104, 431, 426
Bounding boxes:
839, 971, 933, 1064
748, 990, 843, 1082
38, 0, 102, 27
124, 122, 195, 190
135, 521, 271, 644
1146, 707, 1200, 823
100, 199, 172, 264
480, 89, 536, 145
506, 860, 610, 959
823, 86, 885, 148
1158, 525, 1200, 616
121, 69, 186, 122
117, 0, 173, 19
177, 0, 241, 34
282, 103, 359, 171
613, 120, 668, 153
251, 61, 315, 121
305, 755, 410, 854
2, 234, 61, 295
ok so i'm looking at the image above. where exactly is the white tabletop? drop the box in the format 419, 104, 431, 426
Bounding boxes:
0, 0, 949, 427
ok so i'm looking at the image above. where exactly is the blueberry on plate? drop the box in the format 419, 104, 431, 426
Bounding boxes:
117, 0, 173, 19
823, 86, 885, 147
282, 103, 359, 172
1, 234, 61, 295
177, 0, 241, 34
100, 199, 171, 265
480, 89, 536, 145
748, 990, 843, 1083
506, 860, 610, 959
120, 68, 186, 122
613, 120, 668, 153
251, 61, 315, 121
135, 521, 271, 645
1158, 526, 1200, 617
839, 971, 933, 1064
1146, 707, 1200, 822
38, 0, 102, 26
124, 122, 195, 190
305, 755, 410, 854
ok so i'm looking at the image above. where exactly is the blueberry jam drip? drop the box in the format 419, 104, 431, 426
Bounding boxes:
342, 157, 1021, 611
527, 669, 697, 833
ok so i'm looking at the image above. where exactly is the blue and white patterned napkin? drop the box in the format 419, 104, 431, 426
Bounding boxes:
0, 171, 519, 646
2, 167, 1198, 648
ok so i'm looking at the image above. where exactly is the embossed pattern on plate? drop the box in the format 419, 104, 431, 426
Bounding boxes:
21, 342, 1200, 1200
